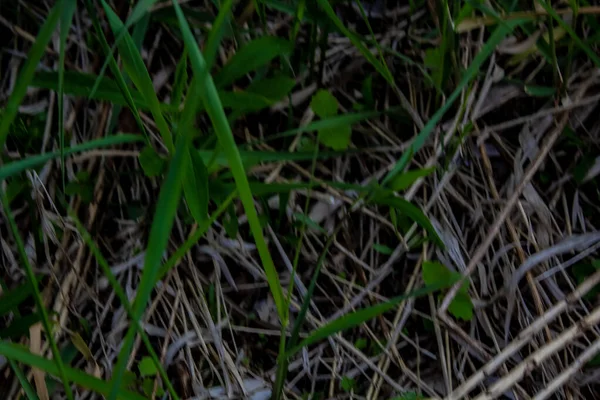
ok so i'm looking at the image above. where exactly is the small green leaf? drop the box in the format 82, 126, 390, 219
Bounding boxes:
247, 74, 296, 101
354, 338, 368, 350
138, 146, 166, 177
318, 124, 352, 151
224, 204, 239, 238
373, 243, 394, 255
138, 356, 157, 377
65, 180, 94, 203
448, 291, 474, 321
310, 89, 339, 118
341, 376, 355, 392
422, 261, 468, 293
183, 148, 209, 224
524, 85, 556, 97
214, 36, 293, 88
390, 167, 435, 191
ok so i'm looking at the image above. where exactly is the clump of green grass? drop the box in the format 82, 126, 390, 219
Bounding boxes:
2, 0, 600, 399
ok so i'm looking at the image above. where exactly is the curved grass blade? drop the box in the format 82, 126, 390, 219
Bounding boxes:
1, 190, 74, 400
314, 0, 393, 85
172, 0, 287, 322
84, 0, 150, 137
0, 134, 143, 181
382, 19, 524, 185
100, 0, 174, 151
107, 116, 191, 400
0, 342, 145, 400
285, 281, 457, 357
8, 358, 39, 400
58, 0, 77, 190
65, 204, 179, 400
369, 194, 443, 247
203, 0, 235, 70
0, 0, 64, 149
213, 36, 293, 88
536, 0, 600, 68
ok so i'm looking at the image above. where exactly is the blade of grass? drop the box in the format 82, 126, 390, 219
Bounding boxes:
0, 134, 143, 181
100, 0, 174, 151
158, 189, 237, 281
536, 0, 600, 67
382, 19, 524, 185
285, 280, 458, 357
314, 0, 394, 85
0, 0, 64, 149
0, 341, 145, 400
58, 0, 77, 190
107, 127, 190, 400
203, 0, 235, 70
172, 0, 287, 322
8, 358, 39, 400
1, 190, 74, 400
213, 35, 293, 88
64, 202, 179, 400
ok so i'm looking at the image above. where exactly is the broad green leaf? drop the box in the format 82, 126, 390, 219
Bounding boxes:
214, 36, 293, 88
0, 341, 145, 400
183, 148, 209, 225
0, 134, 144, 181
101, 0, 174, 151
174, 1, 286, 322
422, 261, 468, 293
318, 124, 352, 151
138, 356, 157, 377
310, 89, 339, 118
138, 146, 167, 177
390, 167, 435, 191
422, 261, 453, 287
382, 20, 525, 186
247, 74, 296, 100
0, 0, 64, 149
285, 280, 457, 356
448, 291, 474, 321
370, 195, 443, 247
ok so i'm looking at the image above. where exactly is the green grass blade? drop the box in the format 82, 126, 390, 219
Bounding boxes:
0, 341, 145, 400
285, 281, 457, 357
213, 36, 293, 88
0, 0, 64, 149
314, 0, 394, 85
203, 0, 235, 70
1, 191, 74, 400
381, 20, 524, 185
7, 358, 39, 400
100, 0, 174, 151
536, 0, 600, 68
127, 0, 160, 28
58, 0, 77, 190
0, 134, 143, 181
369, 195, 443, 247
172, 0, 287, 322
158, 189, 237, 281
107, 122, 191, 400
65, 204, 179, 400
